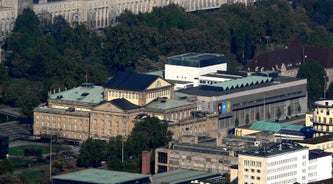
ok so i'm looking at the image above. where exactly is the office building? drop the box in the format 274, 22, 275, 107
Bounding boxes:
311, 100, 333, 137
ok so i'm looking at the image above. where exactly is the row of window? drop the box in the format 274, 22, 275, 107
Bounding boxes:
108, 90, 139, 99
268, 157, 297, 167
244, 160, 262, 167
267, 171, 297, 181
244, 168, 261, 173
267, 164, 297, 174
244, 175, 260, 180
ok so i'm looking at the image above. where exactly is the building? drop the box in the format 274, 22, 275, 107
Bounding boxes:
0, 0, 256, 37
311, 100, 333, 137
235, 121, 313, 141
230, 143, 332, 184
51, 168, 151, 184
33, 72, 215, 141
298, 134, 333, 153
165, 53, 227, 89
243, 40, 333, 87
154, 133, 263, 174
176, 73, 307, 130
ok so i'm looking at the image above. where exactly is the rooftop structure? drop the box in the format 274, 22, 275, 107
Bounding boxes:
152, 169, 222, 184
51, 169, 151, 184
165, 53, 227, 88
49, 83, 104, 104
166, 53, 225, 68
311, 99, 333, 137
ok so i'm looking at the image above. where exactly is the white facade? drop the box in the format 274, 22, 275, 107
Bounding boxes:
165, 63, 227, 87
307, 152, 332, 183
198, 75, 232, 85
236, 145, 332, 184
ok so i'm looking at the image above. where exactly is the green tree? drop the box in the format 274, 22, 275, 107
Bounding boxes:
276, 108, 282, 120
77, 138, 107, 167
0, 159, 13, 175
255, 112, 260, 121
297, 61, 327, 103
235, 117, 239, 127
287, 105, 292, 117
245, 114, 249, 125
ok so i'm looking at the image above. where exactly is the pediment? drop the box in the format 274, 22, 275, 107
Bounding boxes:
93, 102, 124, 113
146, 78, 172, 90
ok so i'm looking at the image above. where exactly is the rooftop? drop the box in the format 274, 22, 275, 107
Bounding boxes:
239, 143, 308, 157
308, 149, 332, 160
152, 169, 221, 184
49, 83, 104, 104
167, 53, 225, 68
177, 76, 304, 97
51, 169, 150, 184
104, 71, 163, 91
250, 121, 312, 134
145, 98, 194, 110
298, 134, 333, 144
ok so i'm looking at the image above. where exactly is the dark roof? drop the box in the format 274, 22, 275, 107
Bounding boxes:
308, 149, 332, 160
109, 98, 140, 110
104, 72, 160, 91
243, 40, 333, 72
297, 134, 333, 144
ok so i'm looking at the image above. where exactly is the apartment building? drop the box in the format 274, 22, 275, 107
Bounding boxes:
231, 143, 332, 184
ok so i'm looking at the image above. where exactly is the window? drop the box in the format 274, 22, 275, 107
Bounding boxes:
257, 169, 261, 173
251, 169, 255, 173
245, 168, 249, 172
256, 177, 260, 180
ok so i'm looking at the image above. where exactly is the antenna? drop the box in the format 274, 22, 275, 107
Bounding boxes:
85, 73, 88, 83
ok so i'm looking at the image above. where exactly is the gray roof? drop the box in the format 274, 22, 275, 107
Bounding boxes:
239, 143, 307, 157
49, 83, 104, 104
145, 98, 193, 110
152, 169, 221, 184
51, 169, 150, 184
167, 53, 225, 68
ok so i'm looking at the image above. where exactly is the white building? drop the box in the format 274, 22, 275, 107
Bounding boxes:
165, 53, 227, 90
230, 143, 332, 184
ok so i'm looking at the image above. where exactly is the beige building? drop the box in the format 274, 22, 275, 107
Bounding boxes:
311, 100, 333, 137
33, 72, 215, 142
298, 134, 333, 153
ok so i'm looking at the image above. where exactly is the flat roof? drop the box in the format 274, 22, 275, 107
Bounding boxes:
239, 143, 308, 157
250, 121, 306, 132
298, 134, 333, 144
145, 98, 194, 110
51, 169, 150, 184
308, 149, 332, 160
177, 76, 304, 97
50, 83, 104, 104
152, 169, 221, 184
167, 53, 225, 68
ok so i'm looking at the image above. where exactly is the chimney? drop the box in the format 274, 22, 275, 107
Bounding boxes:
141, 150, 151, 174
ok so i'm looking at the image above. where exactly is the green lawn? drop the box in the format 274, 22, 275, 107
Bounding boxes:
9, 145, 50, 156
19, 170, 48, 182
8, 157, 31, 169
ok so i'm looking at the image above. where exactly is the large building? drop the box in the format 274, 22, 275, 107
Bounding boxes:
176, 72, 308, 130
0, 0, 254, 37
33, 72, 215, 142
231, 143, 332, 184
310, 100, 333, 137
165, 53, 227, 89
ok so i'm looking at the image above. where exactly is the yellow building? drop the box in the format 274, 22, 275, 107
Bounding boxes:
312, 100, 333, 137
33, 72, 211, 142
298, 134, 333, 153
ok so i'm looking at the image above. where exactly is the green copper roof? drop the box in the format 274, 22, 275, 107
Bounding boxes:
145, 98, 193, 110
51, 169, 150, 184
49, 83, 104, 104
250, 121, 304, 132
152, 169, 221, 184
209, 76, 273, 90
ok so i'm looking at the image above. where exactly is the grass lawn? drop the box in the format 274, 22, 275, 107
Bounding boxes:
19, 170, 48, 182
9, 145, 50, 156
8, 157, 31, 169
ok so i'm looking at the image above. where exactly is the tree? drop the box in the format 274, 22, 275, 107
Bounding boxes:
245, 114, 249, 125
255, 112, 260, 121
276, 108, 282, 120
0, 159, 13, 175
266, 111, 271, 120
287, 105, 292, 117
77, 138, 107, 167
235, 117, 239, 127
297, 61, 327, 103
